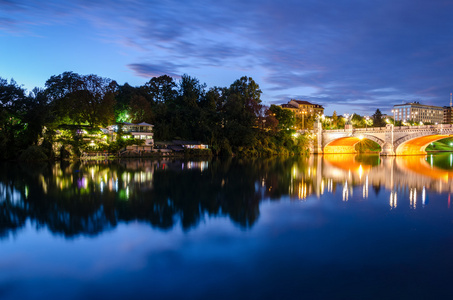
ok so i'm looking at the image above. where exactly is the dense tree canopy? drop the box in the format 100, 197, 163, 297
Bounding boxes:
45, 72, 117, 127
0, 72, 311, 160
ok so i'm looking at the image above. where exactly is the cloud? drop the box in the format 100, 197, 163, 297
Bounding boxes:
127, 62, 182, 79
2, 0, 453, 113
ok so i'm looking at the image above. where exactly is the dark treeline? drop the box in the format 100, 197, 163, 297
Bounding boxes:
0, 73, 305, 160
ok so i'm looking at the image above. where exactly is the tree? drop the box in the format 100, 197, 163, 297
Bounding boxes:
332, 111, 339, 128
129, 95, 153, 123
177, 74, 206, 107
0, 78, 28, 159
269, 104, 295, 130
142, 75, 177, 104
115, 83, 139, 122
222, 76, 262, 148
351, 113, 365, 127
45, 73, 117, 127
372, 109, 385, 127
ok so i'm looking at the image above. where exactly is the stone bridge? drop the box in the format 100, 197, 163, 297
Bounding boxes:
311, 122, 453, 155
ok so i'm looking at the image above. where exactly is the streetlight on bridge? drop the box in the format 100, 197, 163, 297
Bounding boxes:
299, 110, 307, 130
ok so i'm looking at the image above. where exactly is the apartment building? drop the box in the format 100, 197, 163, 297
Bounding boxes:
392, 102, 443, 124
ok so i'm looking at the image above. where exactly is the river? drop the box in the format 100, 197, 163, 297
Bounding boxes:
1, 154, 453, 299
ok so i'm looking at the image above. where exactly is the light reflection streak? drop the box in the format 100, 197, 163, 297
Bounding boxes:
410, 188, 417, 209
343, 181, 349, 202
422, 186, 426, 206
321, 179, 325, 195
390, 191, 397, 209
363, 175, 368, 199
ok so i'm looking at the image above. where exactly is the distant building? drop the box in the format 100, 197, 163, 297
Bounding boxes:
392, 102, 443, 124
444, 106, 453, 124
281, 99, 324, 129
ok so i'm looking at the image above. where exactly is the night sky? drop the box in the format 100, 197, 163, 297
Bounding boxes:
1, 0, 453, 115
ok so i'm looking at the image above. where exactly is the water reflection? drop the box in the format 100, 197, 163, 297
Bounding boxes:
1, 153, 453, 238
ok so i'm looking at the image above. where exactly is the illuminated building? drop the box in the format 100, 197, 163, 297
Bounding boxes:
106, 122, 154, 151
281, 99, 324, 129
392, 102, 443, 124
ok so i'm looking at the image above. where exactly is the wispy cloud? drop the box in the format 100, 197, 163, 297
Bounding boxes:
127, 62, 182, 79
1, 0, 453, 113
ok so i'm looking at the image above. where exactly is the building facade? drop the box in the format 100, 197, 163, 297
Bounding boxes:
106, 122, 154, 149
392, 102, 443, 124
281, 100, 324, 129
444, 106, 453, 124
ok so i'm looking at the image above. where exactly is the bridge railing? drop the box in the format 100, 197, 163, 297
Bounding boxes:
354, 127, 387, 132
328, 124, 453, 132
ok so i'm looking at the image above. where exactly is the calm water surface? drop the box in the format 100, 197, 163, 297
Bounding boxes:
1, 154, 453, 299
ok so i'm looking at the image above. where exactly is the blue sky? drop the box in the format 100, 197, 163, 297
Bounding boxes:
1, 0, 453, 115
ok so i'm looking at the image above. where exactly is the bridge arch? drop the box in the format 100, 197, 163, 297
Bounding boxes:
395, 134, 453, 155
323, 135, 384, 154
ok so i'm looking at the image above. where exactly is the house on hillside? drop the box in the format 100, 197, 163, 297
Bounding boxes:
106, 122, 154, 151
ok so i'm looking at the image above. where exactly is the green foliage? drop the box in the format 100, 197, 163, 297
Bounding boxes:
372, 109, 386, 127
355, 139, 381, 153
108, 138, 145, 153
269, 104, 295, 130
425, 137, 453, 152
116, 109, 131, 123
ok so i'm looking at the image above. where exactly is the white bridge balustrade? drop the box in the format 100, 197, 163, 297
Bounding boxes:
310, 121, 453, 156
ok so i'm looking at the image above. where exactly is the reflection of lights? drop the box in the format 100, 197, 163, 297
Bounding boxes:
358, 165, 363, 180
321, 180, 325, 195
390, 191, 397, 209
39, 175, 48, 194
410, 188, 417, 209
326, 179, 333, 193
342, 181, 348, 201
183, 161, 209, 171
292, 166, 298, 178
77, 176, 88, 189
25, 186, 29, 199
298, 182, 307, 200
422, 186, 426, 206
363, 175, 368, 199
